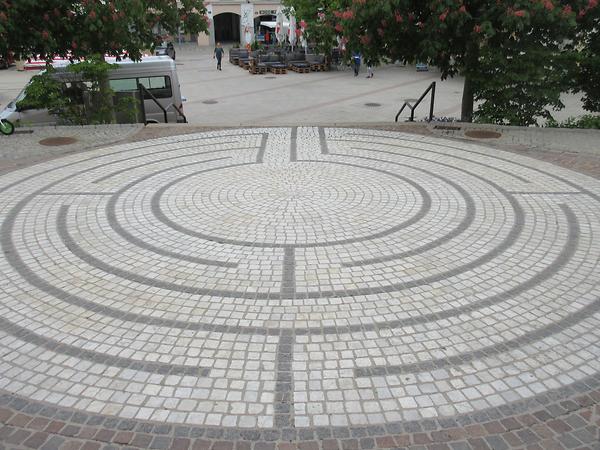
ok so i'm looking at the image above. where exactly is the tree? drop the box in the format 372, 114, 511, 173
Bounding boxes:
282, 0, 344, 57
572, 0, 600, 112
0, 0, 209, 62
287, 0, 597, 125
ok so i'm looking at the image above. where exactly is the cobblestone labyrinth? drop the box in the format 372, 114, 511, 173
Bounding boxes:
1, 128, 600, 440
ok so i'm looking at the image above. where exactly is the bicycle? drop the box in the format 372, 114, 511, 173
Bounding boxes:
0, 117, 15, 135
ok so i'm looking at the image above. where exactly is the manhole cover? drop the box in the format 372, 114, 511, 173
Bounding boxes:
464, 130, 502, 139
365, 103, 381, 107
265, 76, 276, 79
38, 137, 78, 146
202, 100, 218, 105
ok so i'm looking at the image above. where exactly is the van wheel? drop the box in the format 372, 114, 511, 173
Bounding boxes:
145, 120, 159, 125
0, 119, 15, 135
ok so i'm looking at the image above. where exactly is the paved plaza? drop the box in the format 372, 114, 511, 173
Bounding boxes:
0, 127, 599, 449
0, 44, 588, 127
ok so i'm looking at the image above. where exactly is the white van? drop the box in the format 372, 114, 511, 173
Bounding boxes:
0, 56, 185, 126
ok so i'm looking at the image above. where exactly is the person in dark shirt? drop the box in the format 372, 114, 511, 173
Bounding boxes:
352, 51, 361, 77
213, 42, 224, 70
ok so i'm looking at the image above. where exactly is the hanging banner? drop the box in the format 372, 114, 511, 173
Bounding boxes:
241, 3, 254, 29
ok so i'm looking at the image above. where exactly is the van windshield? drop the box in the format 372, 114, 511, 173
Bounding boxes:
7, 88, 27, 109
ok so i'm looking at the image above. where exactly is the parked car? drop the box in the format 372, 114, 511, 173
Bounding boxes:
0, 52, 14, 69
155, 42, 176, 60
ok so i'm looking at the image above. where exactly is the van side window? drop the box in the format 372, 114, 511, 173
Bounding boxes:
109, 78, 138, 92
109, 76, 172, 99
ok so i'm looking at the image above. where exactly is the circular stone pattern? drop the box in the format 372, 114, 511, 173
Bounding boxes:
0, 127, 599, 443
160, 163, 423, 246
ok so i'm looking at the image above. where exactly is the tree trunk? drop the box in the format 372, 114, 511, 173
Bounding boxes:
461, 74, 474, 122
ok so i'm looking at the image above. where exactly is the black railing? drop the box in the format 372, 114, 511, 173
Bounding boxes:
137, 84, 188, 125
168, 103, 187, 123
395, 81, 436, 122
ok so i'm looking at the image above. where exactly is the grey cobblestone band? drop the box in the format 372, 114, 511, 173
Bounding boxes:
281, 248, 296, 298
290, 127, 298, 162
318, 127, 329, 155
0, 316, 210, 377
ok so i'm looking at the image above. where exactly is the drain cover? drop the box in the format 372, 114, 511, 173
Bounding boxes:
38, 137, 78, 146
265, 76, 276, 79
464, 130, 502, 139
202, 100, 218, 104
365, 102, 381, 107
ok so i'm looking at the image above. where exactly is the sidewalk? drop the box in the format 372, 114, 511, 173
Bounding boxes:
2, 122, 598, 179
0, 124, 141, 174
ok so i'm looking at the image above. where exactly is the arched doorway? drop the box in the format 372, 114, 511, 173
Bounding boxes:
214, 13, 240, 44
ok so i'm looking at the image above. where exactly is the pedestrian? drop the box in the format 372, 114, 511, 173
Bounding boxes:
352, 51, 361, 76
366, 59, 373, 78
213, 42, 224, 70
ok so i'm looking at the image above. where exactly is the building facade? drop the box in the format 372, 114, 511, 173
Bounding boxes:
197, 1, 283, 47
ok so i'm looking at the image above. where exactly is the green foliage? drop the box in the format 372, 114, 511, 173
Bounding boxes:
571, 3, 600, 112
0, 0, 208, 62
545, 114, 600, 129
281, 0, 345, 57
17, 56, 137, 125
472, 43, 573, 126
15, 66, 67, 116
283, 0, 598, 125
68, 55, 117, 124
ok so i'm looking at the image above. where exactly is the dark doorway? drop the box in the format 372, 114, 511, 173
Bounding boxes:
214, 13, 240, 43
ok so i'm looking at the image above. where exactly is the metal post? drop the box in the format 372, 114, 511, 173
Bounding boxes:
429, 82, 436, 122
138, 84, 147, 125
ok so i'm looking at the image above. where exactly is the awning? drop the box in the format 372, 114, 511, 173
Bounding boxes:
260, 21, 289, 29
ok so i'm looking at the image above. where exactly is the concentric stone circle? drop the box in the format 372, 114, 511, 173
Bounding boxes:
0, 127, 599, 437
158, 162, 424, 246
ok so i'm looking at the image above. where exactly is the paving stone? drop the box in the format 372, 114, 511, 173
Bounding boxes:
23, 431, 50, 448
40, 436, 66, 450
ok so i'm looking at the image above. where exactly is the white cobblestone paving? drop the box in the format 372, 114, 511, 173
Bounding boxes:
0, 127, 599, 433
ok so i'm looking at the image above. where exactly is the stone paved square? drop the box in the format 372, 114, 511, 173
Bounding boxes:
0, 127, 599, 449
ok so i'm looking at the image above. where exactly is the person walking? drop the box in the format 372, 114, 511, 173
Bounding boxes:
366, 60, 373, 78
213, 42, 224, 70
352, 51, 361, 76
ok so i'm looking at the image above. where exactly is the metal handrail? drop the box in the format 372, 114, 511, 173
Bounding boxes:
137, 84, 187, 124
138, 83, 168, 124
395, 81, 436, 122
166, 103, 187, 123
